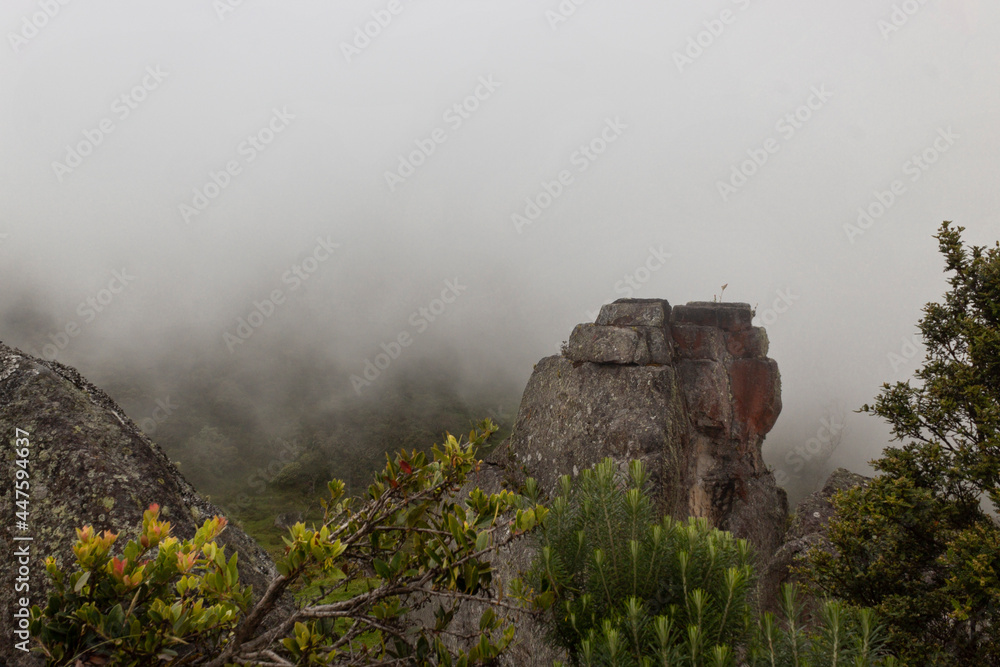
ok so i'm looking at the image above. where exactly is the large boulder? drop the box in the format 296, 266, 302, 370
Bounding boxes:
500, 298, 787, 561
0, 342, 283, 666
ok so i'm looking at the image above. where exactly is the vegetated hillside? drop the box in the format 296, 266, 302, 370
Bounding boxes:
97, 351, 519, 554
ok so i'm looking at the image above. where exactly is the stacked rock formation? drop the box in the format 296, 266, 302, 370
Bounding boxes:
501, 298, 787, 560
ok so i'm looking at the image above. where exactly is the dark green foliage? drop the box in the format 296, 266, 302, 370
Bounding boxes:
527, 457, 756, 664
98, 346, 519, 515
803, 222, 1000, 665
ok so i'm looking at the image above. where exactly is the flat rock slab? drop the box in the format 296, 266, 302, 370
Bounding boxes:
673, 302, 754, 332
596, 299, 671, 327
566, 324, 650, 365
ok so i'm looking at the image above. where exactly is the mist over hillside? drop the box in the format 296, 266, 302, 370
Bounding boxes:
3, 0, 1000, 508
0, 290, 890, 509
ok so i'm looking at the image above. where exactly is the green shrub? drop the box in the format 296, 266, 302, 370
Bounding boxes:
30, 419, 547, 666
30, 505, 248, 666
748, 584, 899, 667
527, 457, 897, 666
526, 458, 755, 664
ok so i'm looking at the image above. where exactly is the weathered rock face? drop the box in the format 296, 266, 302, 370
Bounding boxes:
0, 342, 281, 666
500, 298, 787, 561
760, 467, 871, 607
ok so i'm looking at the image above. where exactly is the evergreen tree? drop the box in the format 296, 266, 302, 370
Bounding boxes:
804, 222, 1000, 665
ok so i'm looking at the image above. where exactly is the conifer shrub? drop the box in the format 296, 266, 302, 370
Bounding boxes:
526, 457, 898, 666
526, 458, 754, 663
747, 585, 899, 667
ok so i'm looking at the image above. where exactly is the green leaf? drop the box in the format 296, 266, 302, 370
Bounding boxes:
73, 571, 90, 593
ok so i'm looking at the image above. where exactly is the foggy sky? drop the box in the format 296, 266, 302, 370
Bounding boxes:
2, 0, 999, 486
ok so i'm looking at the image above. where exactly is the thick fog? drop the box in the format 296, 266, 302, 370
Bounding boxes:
2, 0, 999, 499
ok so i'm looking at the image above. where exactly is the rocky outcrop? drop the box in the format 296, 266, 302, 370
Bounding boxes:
761, 467, 871, 606
461, 298, 789, 665
0, 342, 283, 666
499, 298, 787, 560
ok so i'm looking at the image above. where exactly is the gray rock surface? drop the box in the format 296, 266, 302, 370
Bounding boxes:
565, 323, 651, 365
673, 301, 754, 331
760, 467, 871, 609
0, 341, 284, 665
596, 300, 670, 327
